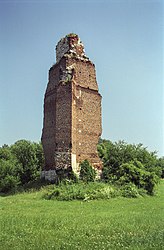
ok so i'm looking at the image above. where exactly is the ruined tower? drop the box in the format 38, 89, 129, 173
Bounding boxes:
41, 33, 102, 181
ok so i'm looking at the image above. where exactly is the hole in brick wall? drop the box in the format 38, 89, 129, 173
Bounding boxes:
79, 71, 81, 73
59, 68, 63, 80
69, 142, 72, 148
80, 108, 82, 110
78, 154, 81, 157
59, 68, 62, 75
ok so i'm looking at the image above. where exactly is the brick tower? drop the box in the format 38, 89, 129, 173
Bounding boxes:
41, 33, 102, 181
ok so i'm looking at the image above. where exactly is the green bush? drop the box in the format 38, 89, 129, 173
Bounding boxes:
141, 171, 159, 195
43, 181, 148, 201
79, 160, 96, 182
157, 157, 164, 178
86, 186, 120, 200
0, 159, 20, 193
0, 140, 44, 193
43, 181, 120, 201
106, 162, 159, 195
98, 140, 162, 178
0, 175, 20, 193
98, 140, 161, 195
120, 183, 140, 198
11, 140, 41, 184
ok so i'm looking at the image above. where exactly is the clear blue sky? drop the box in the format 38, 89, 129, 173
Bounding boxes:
0, 0, 163, 156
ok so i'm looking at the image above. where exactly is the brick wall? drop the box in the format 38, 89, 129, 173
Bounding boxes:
41, 34, 102, 179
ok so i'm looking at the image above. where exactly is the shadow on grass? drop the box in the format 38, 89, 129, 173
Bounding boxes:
0, 178, 51, 197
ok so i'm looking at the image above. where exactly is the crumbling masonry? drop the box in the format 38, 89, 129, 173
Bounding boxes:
41, 34, 102, 181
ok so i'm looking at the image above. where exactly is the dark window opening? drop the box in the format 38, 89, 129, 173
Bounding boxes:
59, 68, 62, 75
59, 68, 63, 80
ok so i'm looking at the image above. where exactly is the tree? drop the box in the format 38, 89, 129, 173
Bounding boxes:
98, 140, 162, 177
98, 140, 161, 194
11, 140, 41, 184
0, 159, 20, 193
0, 145, 12, 161
33, 142, 44, 171
0, 140, 44, 193
157, 157, 164, 178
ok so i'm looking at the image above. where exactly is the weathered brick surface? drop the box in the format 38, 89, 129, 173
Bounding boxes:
41, 34, 102, 180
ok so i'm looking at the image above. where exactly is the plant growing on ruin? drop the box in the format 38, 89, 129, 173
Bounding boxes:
66, 33, 78, 38
79, 160, 96, 182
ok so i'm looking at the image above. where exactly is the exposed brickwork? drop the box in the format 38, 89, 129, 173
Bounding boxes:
41, 34, 102, 180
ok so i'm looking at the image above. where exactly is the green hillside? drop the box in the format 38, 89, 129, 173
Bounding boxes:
0, 181, 163, 250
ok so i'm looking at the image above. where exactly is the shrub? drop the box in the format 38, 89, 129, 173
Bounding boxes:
111, 162, 159, 195
120, 183, 140, 198
43, 181, 120, 201
0, 159, 20, 193
0, 175, 20, 193
98, 140, 162, 178
0, 140, 44, 193
141, 171, 159, 195
11, 140, 41, 184
43, 181, 149, 201
157, 157, 164, 178
99, 140, 161, 194
86, 186, 120, 200
79, 160, 96, 182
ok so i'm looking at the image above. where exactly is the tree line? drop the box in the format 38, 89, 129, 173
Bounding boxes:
0, 139, 163, 195
0, 140, 44, 193
98, 139, 164, 195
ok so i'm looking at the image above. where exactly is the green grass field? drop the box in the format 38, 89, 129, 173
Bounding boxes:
0, 182, 164, 250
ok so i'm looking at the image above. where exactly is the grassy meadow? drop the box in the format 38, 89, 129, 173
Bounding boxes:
0, 181, 164, 250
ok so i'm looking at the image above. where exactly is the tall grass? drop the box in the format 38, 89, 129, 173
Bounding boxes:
0, 182, 163, 250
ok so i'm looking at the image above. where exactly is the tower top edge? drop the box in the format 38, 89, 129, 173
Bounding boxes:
55, 33, 89, 63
